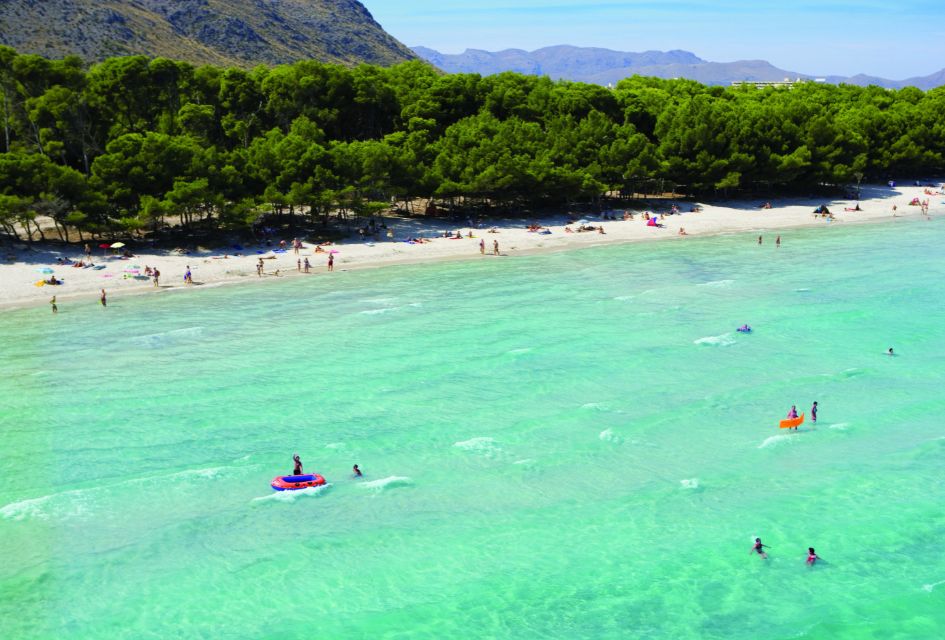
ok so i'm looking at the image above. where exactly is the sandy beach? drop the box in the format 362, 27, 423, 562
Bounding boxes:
1, 182, 940, 311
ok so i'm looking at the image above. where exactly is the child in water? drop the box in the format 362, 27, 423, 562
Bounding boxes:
806, 547, 819, 566
811, 401, 818, 423
751, 538, 769, 559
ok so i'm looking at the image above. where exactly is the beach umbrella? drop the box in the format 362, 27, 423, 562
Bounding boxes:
98, 243, 110, 249
110, 242, 125, 248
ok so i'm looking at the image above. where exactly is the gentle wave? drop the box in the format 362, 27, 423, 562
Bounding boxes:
694, 333, 736, 347
131, 326, 205, 347
680, 478, 700, 490
360, 307, 399, 315
828, 422, 850, 431
1, 465, 228, 521
599, 428, 623, 444
699, 279, 734, 288
758, 434, 795, 449
251, 483, 332, 503
922, 579, 945, 593
359, 476, 411, 491
453, 436, 498, 453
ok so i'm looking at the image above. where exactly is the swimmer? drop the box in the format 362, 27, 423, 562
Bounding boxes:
751, 538, 769, 559
888, 347, 895, 356
811, 401, 818, 423
292, 454, 303, 476
806, 547, 819, 566
352, 464, 362, 478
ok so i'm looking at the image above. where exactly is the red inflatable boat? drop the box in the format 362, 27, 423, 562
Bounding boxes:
271, 474, 327, 491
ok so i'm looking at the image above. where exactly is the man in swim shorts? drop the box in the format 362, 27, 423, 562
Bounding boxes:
293, 454, 303, 475
751, 538, 769, 559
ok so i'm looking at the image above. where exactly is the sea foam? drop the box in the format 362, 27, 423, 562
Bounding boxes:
359, 476, 411, 491
694, 333, 736, 347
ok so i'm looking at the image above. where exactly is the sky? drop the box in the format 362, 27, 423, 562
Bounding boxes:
367, 1, 945, 79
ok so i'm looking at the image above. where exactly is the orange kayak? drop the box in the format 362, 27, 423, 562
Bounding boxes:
779, 414, 805, 429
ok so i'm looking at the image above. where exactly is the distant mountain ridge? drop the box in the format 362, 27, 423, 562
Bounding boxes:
0, 0, 416, 68
413, 45, 945, 90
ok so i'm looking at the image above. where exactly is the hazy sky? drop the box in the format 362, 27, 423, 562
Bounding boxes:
367, 1, 945, 78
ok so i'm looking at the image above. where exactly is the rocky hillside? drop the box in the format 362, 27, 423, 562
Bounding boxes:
0, 0, 415, 67
414, 45, 945, 89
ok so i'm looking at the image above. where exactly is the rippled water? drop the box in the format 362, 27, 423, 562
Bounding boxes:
2, 220, 945, 638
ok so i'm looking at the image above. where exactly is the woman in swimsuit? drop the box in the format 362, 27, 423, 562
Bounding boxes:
806, 547, 819, 566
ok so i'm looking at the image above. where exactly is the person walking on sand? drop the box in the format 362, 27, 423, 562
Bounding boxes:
297, 258, 301, 272
479, 239, 485, 255
327, 253, 334, 271
811, 401, 818, 424
184, 266, 193, 284
153, 268, 160, 287
84, 243, 92, 262
303, 257, 310, 273
257, 258, 264, 277
751, 538, 769, 559
100, 289, 107, 308
493, 240, 499, 256
50, 295, 57, 314
776, 235, 781, 248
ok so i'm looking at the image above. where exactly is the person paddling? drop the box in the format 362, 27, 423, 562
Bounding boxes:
292, 454, 303, 476
751, 538, 769, 559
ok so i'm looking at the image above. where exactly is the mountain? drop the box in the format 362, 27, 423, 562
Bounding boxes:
413, 45, 945, 90
0, 0, 416, 68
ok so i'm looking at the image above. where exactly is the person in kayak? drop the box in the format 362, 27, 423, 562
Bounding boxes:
292, 454, 303, 475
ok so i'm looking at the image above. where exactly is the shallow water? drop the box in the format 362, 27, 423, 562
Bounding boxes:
2, 220, 945, 638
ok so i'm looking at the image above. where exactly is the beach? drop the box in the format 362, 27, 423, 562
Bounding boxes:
3, 215, 945, 639
1, 183, 939, 312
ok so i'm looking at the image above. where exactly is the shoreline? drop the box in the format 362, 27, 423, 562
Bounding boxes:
1, 183, 939, 312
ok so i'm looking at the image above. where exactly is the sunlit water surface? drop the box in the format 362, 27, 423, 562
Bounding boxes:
2, 219, 945, 639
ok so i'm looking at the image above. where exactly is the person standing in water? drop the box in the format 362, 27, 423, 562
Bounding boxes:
493, 240, 499, 256
751, 538, 769, 559
292, 454, 303, 476
758, 235, 763, 245
100, 289, 107, 307
479, 239, 485, 255
811, 401, 818, 423
50, 295, 58, 314
352, 464, 362, 478
806, 547, 819, 566
787, 405, 798, 419
776, 235, 781, 248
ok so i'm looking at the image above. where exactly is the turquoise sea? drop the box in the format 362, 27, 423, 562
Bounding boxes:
2, 219, 945, 639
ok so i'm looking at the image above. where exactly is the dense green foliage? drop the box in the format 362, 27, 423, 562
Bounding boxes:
2, 46, 945, 241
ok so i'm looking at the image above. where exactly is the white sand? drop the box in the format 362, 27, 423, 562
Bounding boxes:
1, 182, 940, 311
